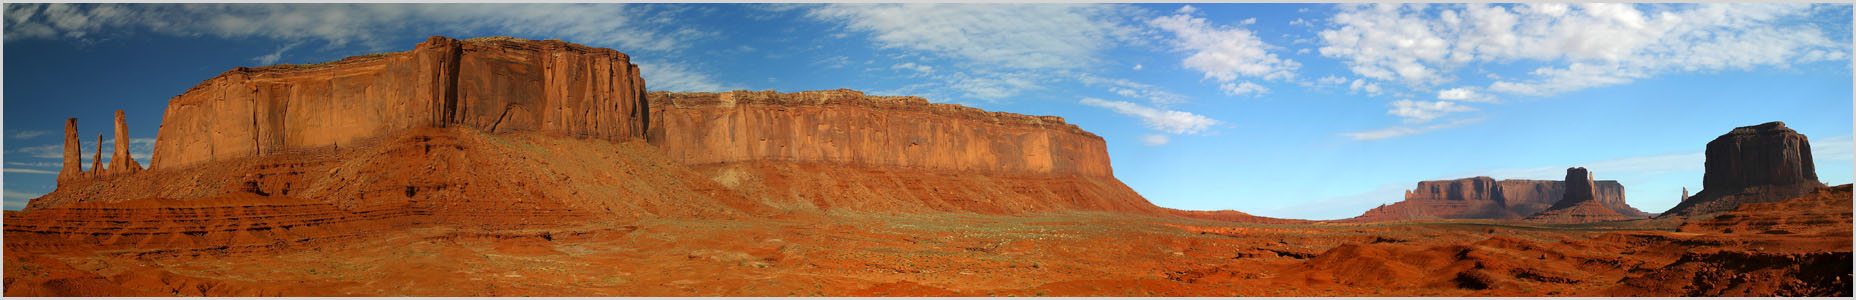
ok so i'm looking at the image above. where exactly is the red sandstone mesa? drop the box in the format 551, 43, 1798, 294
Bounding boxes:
149, 36, 648, 171
1346, 176, 1647, 222
1661, 121, 1827, 217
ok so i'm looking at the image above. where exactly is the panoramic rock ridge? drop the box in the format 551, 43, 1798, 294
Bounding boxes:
149, 36, 647, 170
1663, 121, 1827, 217
647, 89, 1113, 177
1347, 175, 1646, 222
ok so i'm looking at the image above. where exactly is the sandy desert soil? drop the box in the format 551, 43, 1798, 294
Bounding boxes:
7, 207, 1848, 296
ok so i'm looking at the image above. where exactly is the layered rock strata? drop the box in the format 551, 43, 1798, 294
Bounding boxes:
647, 89, 1112, 177
149, 36, 647, 171
1662, 122, 1827, 217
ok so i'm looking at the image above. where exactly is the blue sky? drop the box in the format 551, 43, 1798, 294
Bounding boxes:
3, 3, 1850, 219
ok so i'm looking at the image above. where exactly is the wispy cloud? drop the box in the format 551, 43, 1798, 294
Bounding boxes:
1388, 99, 1476, 124
4, 3, 714, 53
635, 60, 736, 93
1341, 117, 1484, 141
3, 168, 58, 175
8, 130, 52, 140
1080, 97, 1220, 135
1140, 134, 1170, 146
3, 189, 44, 210
252, 41, 302, 65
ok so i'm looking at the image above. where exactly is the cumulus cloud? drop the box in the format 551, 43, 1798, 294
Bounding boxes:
1342, 117, 1484, 141
1388, 100, 1476, 124
3, 3, 712, 52
1080, 97, 1220, 135
636, 61, 736, 93
1318, 3, 1849, 96
1150, 8, 1300, 92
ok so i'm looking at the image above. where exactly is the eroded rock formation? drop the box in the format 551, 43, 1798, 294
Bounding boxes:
647, 89, 1112, 177
1348, 175, 1648, 222
1527, 167, 1636, 223
1662, 122, 1827, 217
57, 118, 82, 181
91, 134, 104, 176
106, 110, 143, 175
150, 36, 647, 170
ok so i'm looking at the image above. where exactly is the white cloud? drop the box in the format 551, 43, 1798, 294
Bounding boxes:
1077, 74, 1187, 106
3, 168, 58, 175
807, 4, 1142, 101
1348, 79, 1383, 96
1318, 3, 1849, 96
1132, 64, 1143, 71
1341, 117, 1484, 141
3, 3, 713, 52
1388, 99, 1476, 124
809, 4, 1137, 71
1812, 135, 1852, 162
1080, 97, 1220, 135
891, 62, 933, 74
635, 60, 735, 93
8, 130, 52, 140
1435, 87, 1496, 102
1315, 75, 1349, 86
1479, 151, 1706, 181
1219, 81, 1268, 97
252, 41, 301, 65
1149, 10, 1300, 83
1141, 134, 1170, 146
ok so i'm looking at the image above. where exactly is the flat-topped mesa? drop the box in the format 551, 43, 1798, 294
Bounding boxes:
1662, 121, 1827, 217
647, 89, 1113, 177
150, 36, 647, 170
1347, 175, 1647, 222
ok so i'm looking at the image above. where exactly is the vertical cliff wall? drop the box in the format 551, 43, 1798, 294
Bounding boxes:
150, 36, 646, 170
646, 89, 1113, 178
1662, 121, 1827, 217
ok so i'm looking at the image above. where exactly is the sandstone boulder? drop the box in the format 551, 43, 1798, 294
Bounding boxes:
1662, 122, 1827, 217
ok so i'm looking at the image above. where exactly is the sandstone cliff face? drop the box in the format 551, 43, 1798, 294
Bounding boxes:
647, 89, 1112, 177
150, 36, 647, 170
1663, 122, 1827, 217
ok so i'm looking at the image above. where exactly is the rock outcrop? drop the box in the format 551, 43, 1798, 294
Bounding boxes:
1678, 184, 1852, 235
1345, 176, 1648, 222
149, 36, 647, 170
106, 110, 143, 175
647, 89, 1112, 177
57, 118, 82, 181
645, 89, 1170, 216
90, 134, 103, 176
1527, 167, 1637, 223
1662, 122, 1827, 217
